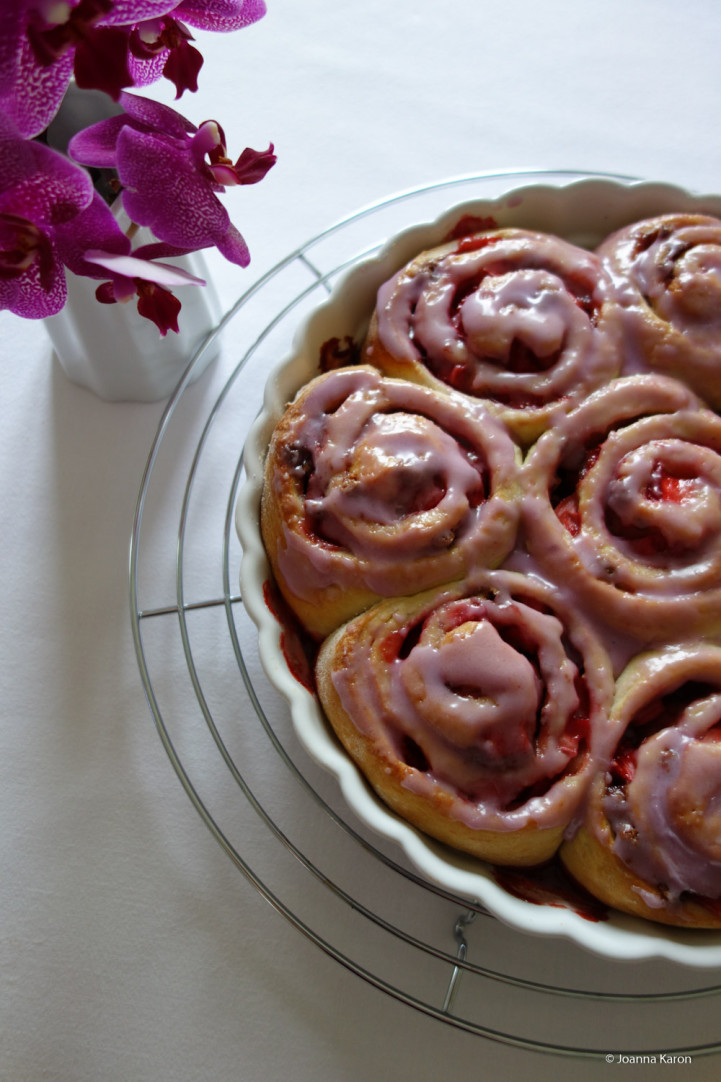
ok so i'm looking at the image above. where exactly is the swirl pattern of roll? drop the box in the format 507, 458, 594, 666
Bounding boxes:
561, 644, 721, 928
315, 570, 616, 865
260, 366, 522, 639
361, 227, 622, 445
523, 373, 721, 640
597, 213, 721, 409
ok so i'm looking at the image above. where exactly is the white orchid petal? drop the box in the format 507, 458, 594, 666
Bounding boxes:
85, 249, 206, 288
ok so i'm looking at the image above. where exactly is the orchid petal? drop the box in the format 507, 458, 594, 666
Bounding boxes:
215, 221, 249, 267
0, 236, 67, 318
68, 91, 196, 171
136, 282, 181, 335
162, 38, 203, 96
104, 1, 182, 22
116, 124, 231, 250
0, 37, 74, 138
67, 92, 270, 273
95, 279, 119, 303
53, 192, 130, 277
0, 114, 100, 318
84, 248, 205, 287
67, 114, 128, 168
72, 25, 134, 100
126, 49, 167, 87
233, 142, 276, 184
110, 90, 197, 143
132, 240, 197, 258
175, 0, 266, 32
0, 4, 26, 98
0, 122, 93, 225
118, 90, 197, 136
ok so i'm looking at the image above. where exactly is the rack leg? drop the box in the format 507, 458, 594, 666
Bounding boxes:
441, 910, 477, 1014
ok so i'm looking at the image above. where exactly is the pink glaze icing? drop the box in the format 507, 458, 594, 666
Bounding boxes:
522, 374, 721, 635
596, 215, 721, 406
372, 229, 620, 411
605, 440, 721, 552
330, 571, 616, 833
577, 412, 721, 587
600, 218, 721, 340
273, 367, 521, 601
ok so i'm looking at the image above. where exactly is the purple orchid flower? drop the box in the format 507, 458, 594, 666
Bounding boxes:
127, 0, 268, 98
0, 3, 76, 140
0, 0, 267, 138
0, 113, 97, 317
0, 112, 202, 332
69, 92, 276, 268
0, 1, 173, 137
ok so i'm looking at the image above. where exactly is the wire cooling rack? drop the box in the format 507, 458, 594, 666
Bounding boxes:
129, 169, 721, 1060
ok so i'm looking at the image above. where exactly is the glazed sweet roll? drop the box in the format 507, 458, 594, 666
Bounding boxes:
523, 374, 721, 639
260, 366, 522, 639
315, 570, 616, 865
561, 645, 721, 928
361, 227, 622, 445
597, 213, 721, 408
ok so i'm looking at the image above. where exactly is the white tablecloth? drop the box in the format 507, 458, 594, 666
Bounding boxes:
3, 2, 721, 1078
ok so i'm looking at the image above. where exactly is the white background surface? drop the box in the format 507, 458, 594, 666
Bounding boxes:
3, 1, 721, 1078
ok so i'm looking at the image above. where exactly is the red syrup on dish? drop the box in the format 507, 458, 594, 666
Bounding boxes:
319, 336, 360, 372
262, 579, 318, 692
493, 857, 609, 922
445, 214, 499, 244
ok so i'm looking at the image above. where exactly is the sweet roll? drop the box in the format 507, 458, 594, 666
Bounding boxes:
523, 374, 721, 639
315, 570, 616, 865
597, 213, 721, 408
260, 366, 522, 639
561, 644, 721, 928
361, 227, 622, 445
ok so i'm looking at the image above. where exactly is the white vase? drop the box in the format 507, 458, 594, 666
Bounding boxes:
45, 214, 223, 403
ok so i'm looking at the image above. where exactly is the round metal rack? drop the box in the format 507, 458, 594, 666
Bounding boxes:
129, 169, 721, 1061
